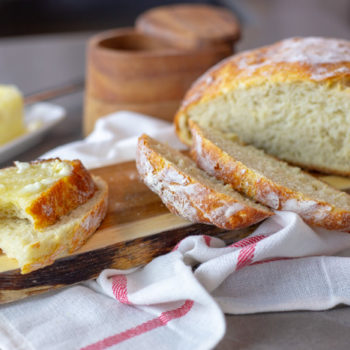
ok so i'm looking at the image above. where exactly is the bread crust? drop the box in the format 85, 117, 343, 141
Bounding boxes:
21, 176, 108, 274
136, 134, 272, 230
190, 121, 350, 231
175, 37, 350, 148
25, 159, 96, 230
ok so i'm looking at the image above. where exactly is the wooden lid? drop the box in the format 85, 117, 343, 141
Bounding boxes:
136, 4, 240, 50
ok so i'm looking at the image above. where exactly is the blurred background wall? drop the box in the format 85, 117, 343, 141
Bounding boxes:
1, 0, 350, 50
0, 0, 219, 36
1, 0, 350, 94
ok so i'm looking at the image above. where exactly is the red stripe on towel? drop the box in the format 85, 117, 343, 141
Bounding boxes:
203, 235, 212, 247
111, 275, 131, 305
230, 234, 266, 248
81, 300, 194, 350
234, 235, 266, 270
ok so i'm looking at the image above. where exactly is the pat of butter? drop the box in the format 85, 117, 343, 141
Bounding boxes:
16, 160, 73, 194
58, 166, 71, 177
0, 85, 25, 146
14, 161, 30, 173
21, 182, 43, 194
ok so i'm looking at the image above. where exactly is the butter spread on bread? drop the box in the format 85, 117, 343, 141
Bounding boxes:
0, 159, 108, 273
136, 134, 272, 230
175, 37, 350, 175
0, 85, 25, 145
190, 121, 350, 231
0, 159, 96, 230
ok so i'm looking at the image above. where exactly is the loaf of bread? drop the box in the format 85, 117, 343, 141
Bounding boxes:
136, 134, 273, 230
0, 159, 96, 230
175, 37, 350, 175
0, 85, 25, 145
0, 159, 108, 273
190, 121, 350, 231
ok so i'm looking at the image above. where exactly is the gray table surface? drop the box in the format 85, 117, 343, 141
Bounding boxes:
2, 0, 350, 348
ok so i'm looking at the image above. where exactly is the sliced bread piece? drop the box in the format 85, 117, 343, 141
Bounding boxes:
0, 176, 108, 274
190, 120, 350, 231
136, 134, 273, 230
0, 158, 96, 230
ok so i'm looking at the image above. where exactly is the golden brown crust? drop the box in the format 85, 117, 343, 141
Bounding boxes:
136, 134, 272, 230
22, 176, 108, 274
189, 121, 350, 231
25, 159, 96, 230
175, 37, 350, 146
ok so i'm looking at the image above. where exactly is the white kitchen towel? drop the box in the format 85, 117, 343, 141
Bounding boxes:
2, 111, 350, 350
43, 111, 186, 168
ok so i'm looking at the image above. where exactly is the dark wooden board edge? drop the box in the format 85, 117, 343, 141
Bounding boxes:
0, 223, 255, 304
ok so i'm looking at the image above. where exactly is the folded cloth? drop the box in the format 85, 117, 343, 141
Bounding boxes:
43, 111, 186, 168
2, 111, 350, 350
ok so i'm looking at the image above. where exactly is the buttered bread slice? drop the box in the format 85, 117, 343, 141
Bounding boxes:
0, 176, 108, 274
0, 159, 96, 229
136, 134, 272, 230
190, 121, 350, 231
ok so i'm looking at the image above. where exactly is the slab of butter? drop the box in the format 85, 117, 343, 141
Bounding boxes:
0, 85, 25, 145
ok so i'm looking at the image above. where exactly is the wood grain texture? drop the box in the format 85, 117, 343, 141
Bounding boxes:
84, 27, 233, 134
136, 4, 241, 49
84, 3, 242, 135
0, 161, 252, 304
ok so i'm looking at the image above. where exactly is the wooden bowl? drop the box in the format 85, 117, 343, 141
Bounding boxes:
84, 28, 234, 135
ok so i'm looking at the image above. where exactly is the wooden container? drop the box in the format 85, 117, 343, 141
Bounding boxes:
84, 5, 240, 135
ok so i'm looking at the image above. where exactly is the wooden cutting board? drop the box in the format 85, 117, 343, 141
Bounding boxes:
0, 161, 255, 304
1, 161, 350, 304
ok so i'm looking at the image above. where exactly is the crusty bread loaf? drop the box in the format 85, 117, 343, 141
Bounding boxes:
136, 134, 273, 230
175, 37, 350, 175
0, 176, 108, 274
190, 121, 350, 231
0, 159, 96, 230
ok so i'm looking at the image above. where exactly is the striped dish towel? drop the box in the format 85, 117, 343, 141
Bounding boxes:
2, 112, 350, 350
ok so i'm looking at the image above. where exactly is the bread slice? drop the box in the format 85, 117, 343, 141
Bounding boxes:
136, 134, 273, 230
0, 159, 96, 230
190, 120, 350, 231
0, 176, 108, 274
175, 37, 350, 175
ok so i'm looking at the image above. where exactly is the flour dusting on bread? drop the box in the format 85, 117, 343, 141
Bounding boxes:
189, 121, 350, 231
175, 37, 350, 175
136, 134, 273, 230
236, 37, 350, 80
